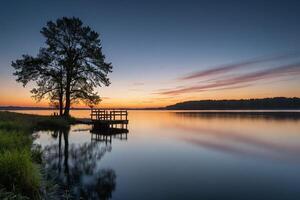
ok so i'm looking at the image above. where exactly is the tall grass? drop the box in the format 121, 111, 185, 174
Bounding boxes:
0, 150, 40, 197
0, 111, 74, 199
0, 130, 31, 152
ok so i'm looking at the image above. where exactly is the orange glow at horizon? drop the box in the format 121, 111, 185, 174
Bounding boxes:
1, 84, 300, 108
1, 59, 300, 108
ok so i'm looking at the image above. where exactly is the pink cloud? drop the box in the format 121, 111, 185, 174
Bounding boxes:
179, 52, 300, 80
159, 63, 300, 95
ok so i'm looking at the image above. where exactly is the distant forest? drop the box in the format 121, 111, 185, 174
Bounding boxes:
165, 97, 300, 110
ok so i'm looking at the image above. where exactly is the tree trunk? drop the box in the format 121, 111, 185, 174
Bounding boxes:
64, 90, 71, 117
64, 69, 71, 117
59, 92, 63, 116
59, 68, 64, 116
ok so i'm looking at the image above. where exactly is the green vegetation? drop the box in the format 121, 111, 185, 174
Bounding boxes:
0, 111, 75, 131
0, 111, 74, 199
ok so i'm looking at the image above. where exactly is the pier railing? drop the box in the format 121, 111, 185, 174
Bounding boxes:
90, 109, 128, 121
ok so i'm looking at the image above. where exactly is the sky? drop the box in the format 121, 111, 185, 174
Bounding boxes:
0, 0, 300, 108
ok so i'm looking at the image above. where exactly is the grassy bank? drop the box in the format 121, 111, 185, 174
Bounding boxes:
0, 111, 74, 199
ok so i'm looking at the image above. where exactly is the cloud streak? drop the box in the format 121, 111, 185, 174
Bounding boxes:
179, 52, 300, 80
132, 82, 145, 86
159, 63, 300, 95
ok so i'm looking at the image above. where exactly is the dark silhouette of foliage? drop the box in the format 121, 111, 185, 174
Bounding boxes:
12, 17, 112, 116
165, 97, 300, 110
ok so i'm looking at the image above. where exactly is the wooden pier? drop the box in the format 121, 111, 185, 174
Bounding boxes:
75, 108, 129, 132
90, 109, 128, 129
89, 109, 129, 143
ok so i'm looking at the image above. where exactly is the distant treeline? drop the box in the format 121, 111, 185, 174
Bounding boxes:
165, 97, 300, 110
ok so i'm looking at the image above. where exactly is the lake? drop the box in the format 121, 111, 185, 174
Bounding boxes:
22, 110, 300, 199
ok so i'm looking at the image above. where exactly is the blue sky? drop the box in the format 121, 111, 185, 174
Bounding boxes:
0, 0, 300, 107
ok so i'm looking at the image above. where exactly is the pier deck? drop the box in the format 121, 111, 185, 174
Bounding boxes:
92, 109, 127, 121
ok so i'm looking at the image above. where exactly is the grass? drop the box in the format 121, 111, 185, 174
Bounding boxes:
0, 150, 40, 197
0, 111, 75, 131
0, 111, 74, 199
0, 130, 31, 152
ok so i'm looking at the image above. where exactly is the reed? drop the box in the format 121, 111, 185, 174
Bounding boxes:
0, 111, 74, 199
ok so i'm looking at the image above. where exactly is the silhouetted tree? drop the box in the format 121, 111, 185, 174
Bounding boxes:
12, 17, 112, 116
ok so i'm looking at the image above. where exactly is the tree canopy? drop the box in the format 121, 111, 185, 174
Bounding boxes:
12, 17, 112, 116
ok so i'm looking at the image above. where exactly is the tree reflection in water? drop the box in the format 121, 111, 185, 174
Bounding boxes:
43, 128, 116, 200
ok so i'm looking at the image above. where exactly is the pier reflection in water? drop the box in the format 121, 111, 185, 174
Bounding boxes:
38, 125, 129, 199
91, 126, 129, 144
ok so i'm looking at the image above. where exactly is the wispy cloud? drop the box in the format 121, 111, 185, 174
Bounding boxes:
132, 82, 145, 86
207, 84, 253, 92
159, 63, 300, 95
179, 52, 300, 80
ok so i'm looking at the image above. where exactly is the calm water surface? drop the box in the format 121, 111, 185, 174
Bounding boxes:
29, 110, 300, 199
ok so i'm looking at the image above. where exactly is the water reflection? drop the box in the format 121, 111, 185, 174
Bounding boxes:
171, 112, 300, 162
32, 111, 300, 200
42, 126, 129, 199
91, 127, 129, 144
